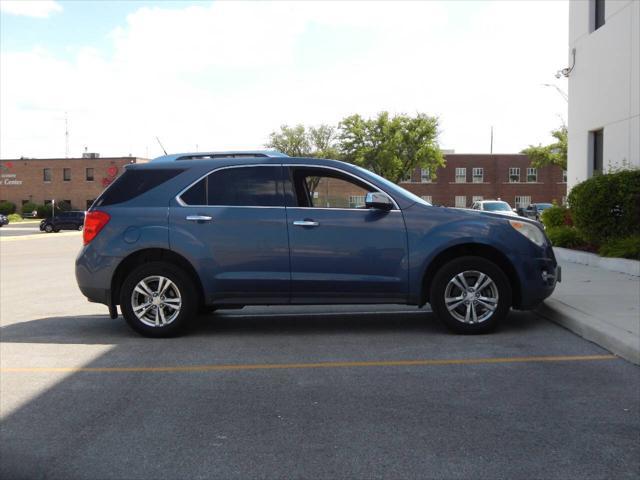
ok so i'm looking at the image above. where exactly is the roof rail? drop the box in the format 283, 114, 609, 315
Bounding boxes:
150, 150, 288, 162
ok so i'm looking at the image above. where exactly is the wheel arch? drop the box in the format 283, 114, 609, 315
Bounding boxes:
111, 248, 204, 307
420, 243, 522, 308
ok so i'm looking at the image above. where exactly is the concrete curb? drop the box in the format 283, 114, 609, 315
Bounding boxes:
554, 247, 640, 277
535, 299, 640, 365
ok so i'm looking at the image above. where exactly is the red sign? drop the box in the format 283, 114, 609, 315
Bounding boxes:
107, 166, 118, 177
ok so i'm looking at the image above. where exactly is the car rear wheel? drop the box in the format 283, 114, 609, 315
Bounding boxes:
44, 224, 53, 233
77, 224, 83, 231
430, 256, 511, 334
120, 261, 197, 337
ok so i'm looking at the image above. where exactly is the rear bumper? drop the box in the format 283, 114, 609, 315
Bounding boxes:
75, 246, 120, 307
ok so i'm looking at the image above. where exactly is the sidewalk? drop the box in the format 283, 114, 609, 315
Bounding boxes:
535, 254, 640, 365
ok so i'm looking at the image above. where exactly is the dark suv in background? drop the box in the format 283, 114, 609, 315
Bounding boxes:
40, 211, 85, 233
76, 151, 559, 337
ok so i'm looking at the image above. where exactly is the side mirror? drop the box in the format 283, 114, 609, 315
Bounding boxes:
365, 192, 394, 210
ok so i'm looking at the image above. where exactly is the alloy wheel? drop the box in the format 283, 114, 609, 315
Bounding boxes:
444, 270, 499, 324
130, 275, 182, 327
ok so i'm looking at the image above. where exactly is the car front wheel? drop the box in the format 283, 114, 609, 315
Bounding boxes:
44, 224, 53, 233
120, 261, 197, 337
430, 256, 511, 334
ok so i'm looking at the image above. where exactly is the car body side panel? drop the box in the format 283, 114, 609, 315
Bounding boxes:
168, 205, 291, 305
75, 206, 170, 304
402, 203, 558, 307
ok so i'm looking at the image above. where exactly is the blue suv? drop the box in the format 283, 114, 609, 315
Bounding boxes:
76, 151, 560, 337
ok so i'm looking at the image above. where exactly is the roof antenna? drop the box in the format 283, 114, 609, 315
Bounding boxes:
155, 136, 168, 155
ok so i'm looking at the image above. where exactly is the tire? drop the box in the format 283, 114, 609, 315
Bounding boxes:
53, 227, 60, 233
44, 224, 53, 233
120, 261, 197, 338
430, 256, 511, 334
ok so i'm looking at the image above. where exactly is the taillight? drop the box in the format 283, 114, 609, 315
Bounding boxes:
83, 211, 111, 245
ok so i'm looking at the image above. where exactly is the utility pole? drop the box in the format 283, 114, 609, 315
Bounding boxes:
490, 126, 494, 154
65, 112, 69, 158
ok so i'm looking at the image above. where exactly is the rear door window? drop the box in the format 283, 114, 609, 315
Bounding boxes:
180, 166, 283, 207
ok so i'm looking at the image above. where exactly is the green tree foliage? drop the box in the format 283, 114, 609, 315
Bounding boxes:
265, 124, 339, 158
521, 125, 567, 170
338, 112, 444, 183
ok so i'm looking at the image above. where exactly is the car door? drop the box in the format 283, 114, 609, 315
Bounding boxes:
169, 165, 290, 305
285, 165, 408, 304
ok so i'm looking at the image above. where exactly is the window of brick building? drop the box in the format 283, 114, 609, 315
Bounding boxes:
86, 199, 96, 210
63, 168, 71, 181
43, 168, 52, 182
472, 195, 483, 203
421, 195, 432, 204
562, 170, 567, 183
420, 168, 431, 183
455, 168, 466, 183
472, 168, 483, 183
527, 167, 537, 183
86, 168, 94, 181
509, 167, 520, 183
455, 196, 467, 208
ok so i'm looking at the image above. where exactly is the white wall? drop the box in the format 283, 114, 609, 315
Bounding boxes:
568, 0, 639, 190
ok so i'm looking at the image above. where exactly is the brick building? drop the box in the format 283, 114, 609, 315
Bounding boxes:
400, 154, 567, 209
0, 156, 147, 211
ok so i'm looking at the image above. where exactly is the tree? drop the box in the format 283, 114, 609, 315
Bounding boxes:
265, 124, 311, 157
338, 112, 444, 183
265, 124, 339, 158
521, 125, 567, 170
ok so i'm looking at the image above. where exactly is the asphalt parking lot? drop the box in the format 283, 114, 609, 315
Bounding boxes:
0, 222, 41, 237
1, 234, 639, 479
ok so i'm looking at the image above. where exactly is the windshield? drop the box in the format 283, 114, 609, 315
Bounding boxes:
536, 203, 553, 210
483, 201, 512, 212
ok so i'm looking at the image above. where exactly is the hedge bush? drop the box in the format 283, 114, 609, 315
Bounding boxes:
568, 169, 640, 245
7, 213, 22, 222
21, 202, 38, 215
0, 201, 16, 215
546, 226, 585, 249
598, 235, 640, 260
540, 205, 570, 229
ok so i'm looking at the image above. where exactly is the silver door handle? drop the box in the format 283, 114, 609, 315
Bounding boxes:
186, 215, 213, 222
293, 220, 319, 227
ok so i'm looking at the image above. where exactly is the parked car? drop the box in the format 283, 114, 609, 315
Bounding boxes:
523, 203, 554, 221
40, 211, 85, 233
0, 214, 8, 227
470, 200, 519, 217
76, 152, 560, 337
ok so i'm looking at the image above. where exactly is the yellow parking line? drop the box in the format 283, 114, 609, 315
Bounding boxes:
0, 231, 81, 242
0, 354, 616, 373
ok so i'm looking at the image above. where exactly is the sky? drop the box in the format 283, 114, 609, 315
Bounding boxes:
0, 0, 569, 159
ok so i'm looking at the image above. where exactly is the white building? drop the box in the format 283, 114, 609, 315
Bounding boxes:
567, 0, 639, 190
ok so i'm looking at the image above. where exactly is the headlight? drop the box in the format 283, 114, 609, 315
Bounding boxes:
509, 220, 547, 247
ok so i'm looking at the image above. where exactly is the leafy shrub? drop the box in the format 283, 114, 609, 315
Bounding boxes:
598, 235, 640, 260
546, 226, 585, 249
0, 201, 16, 215
7, 213, 22, 222
540, 205, 570, 229
568, 169, 640, 245
37, 204, 53, 218
21, 202, 38, 215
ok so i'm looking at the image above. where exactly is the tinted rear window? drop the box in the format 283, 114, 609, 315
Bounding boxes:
180, 166, 282, 207
94, 169, 184, 207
